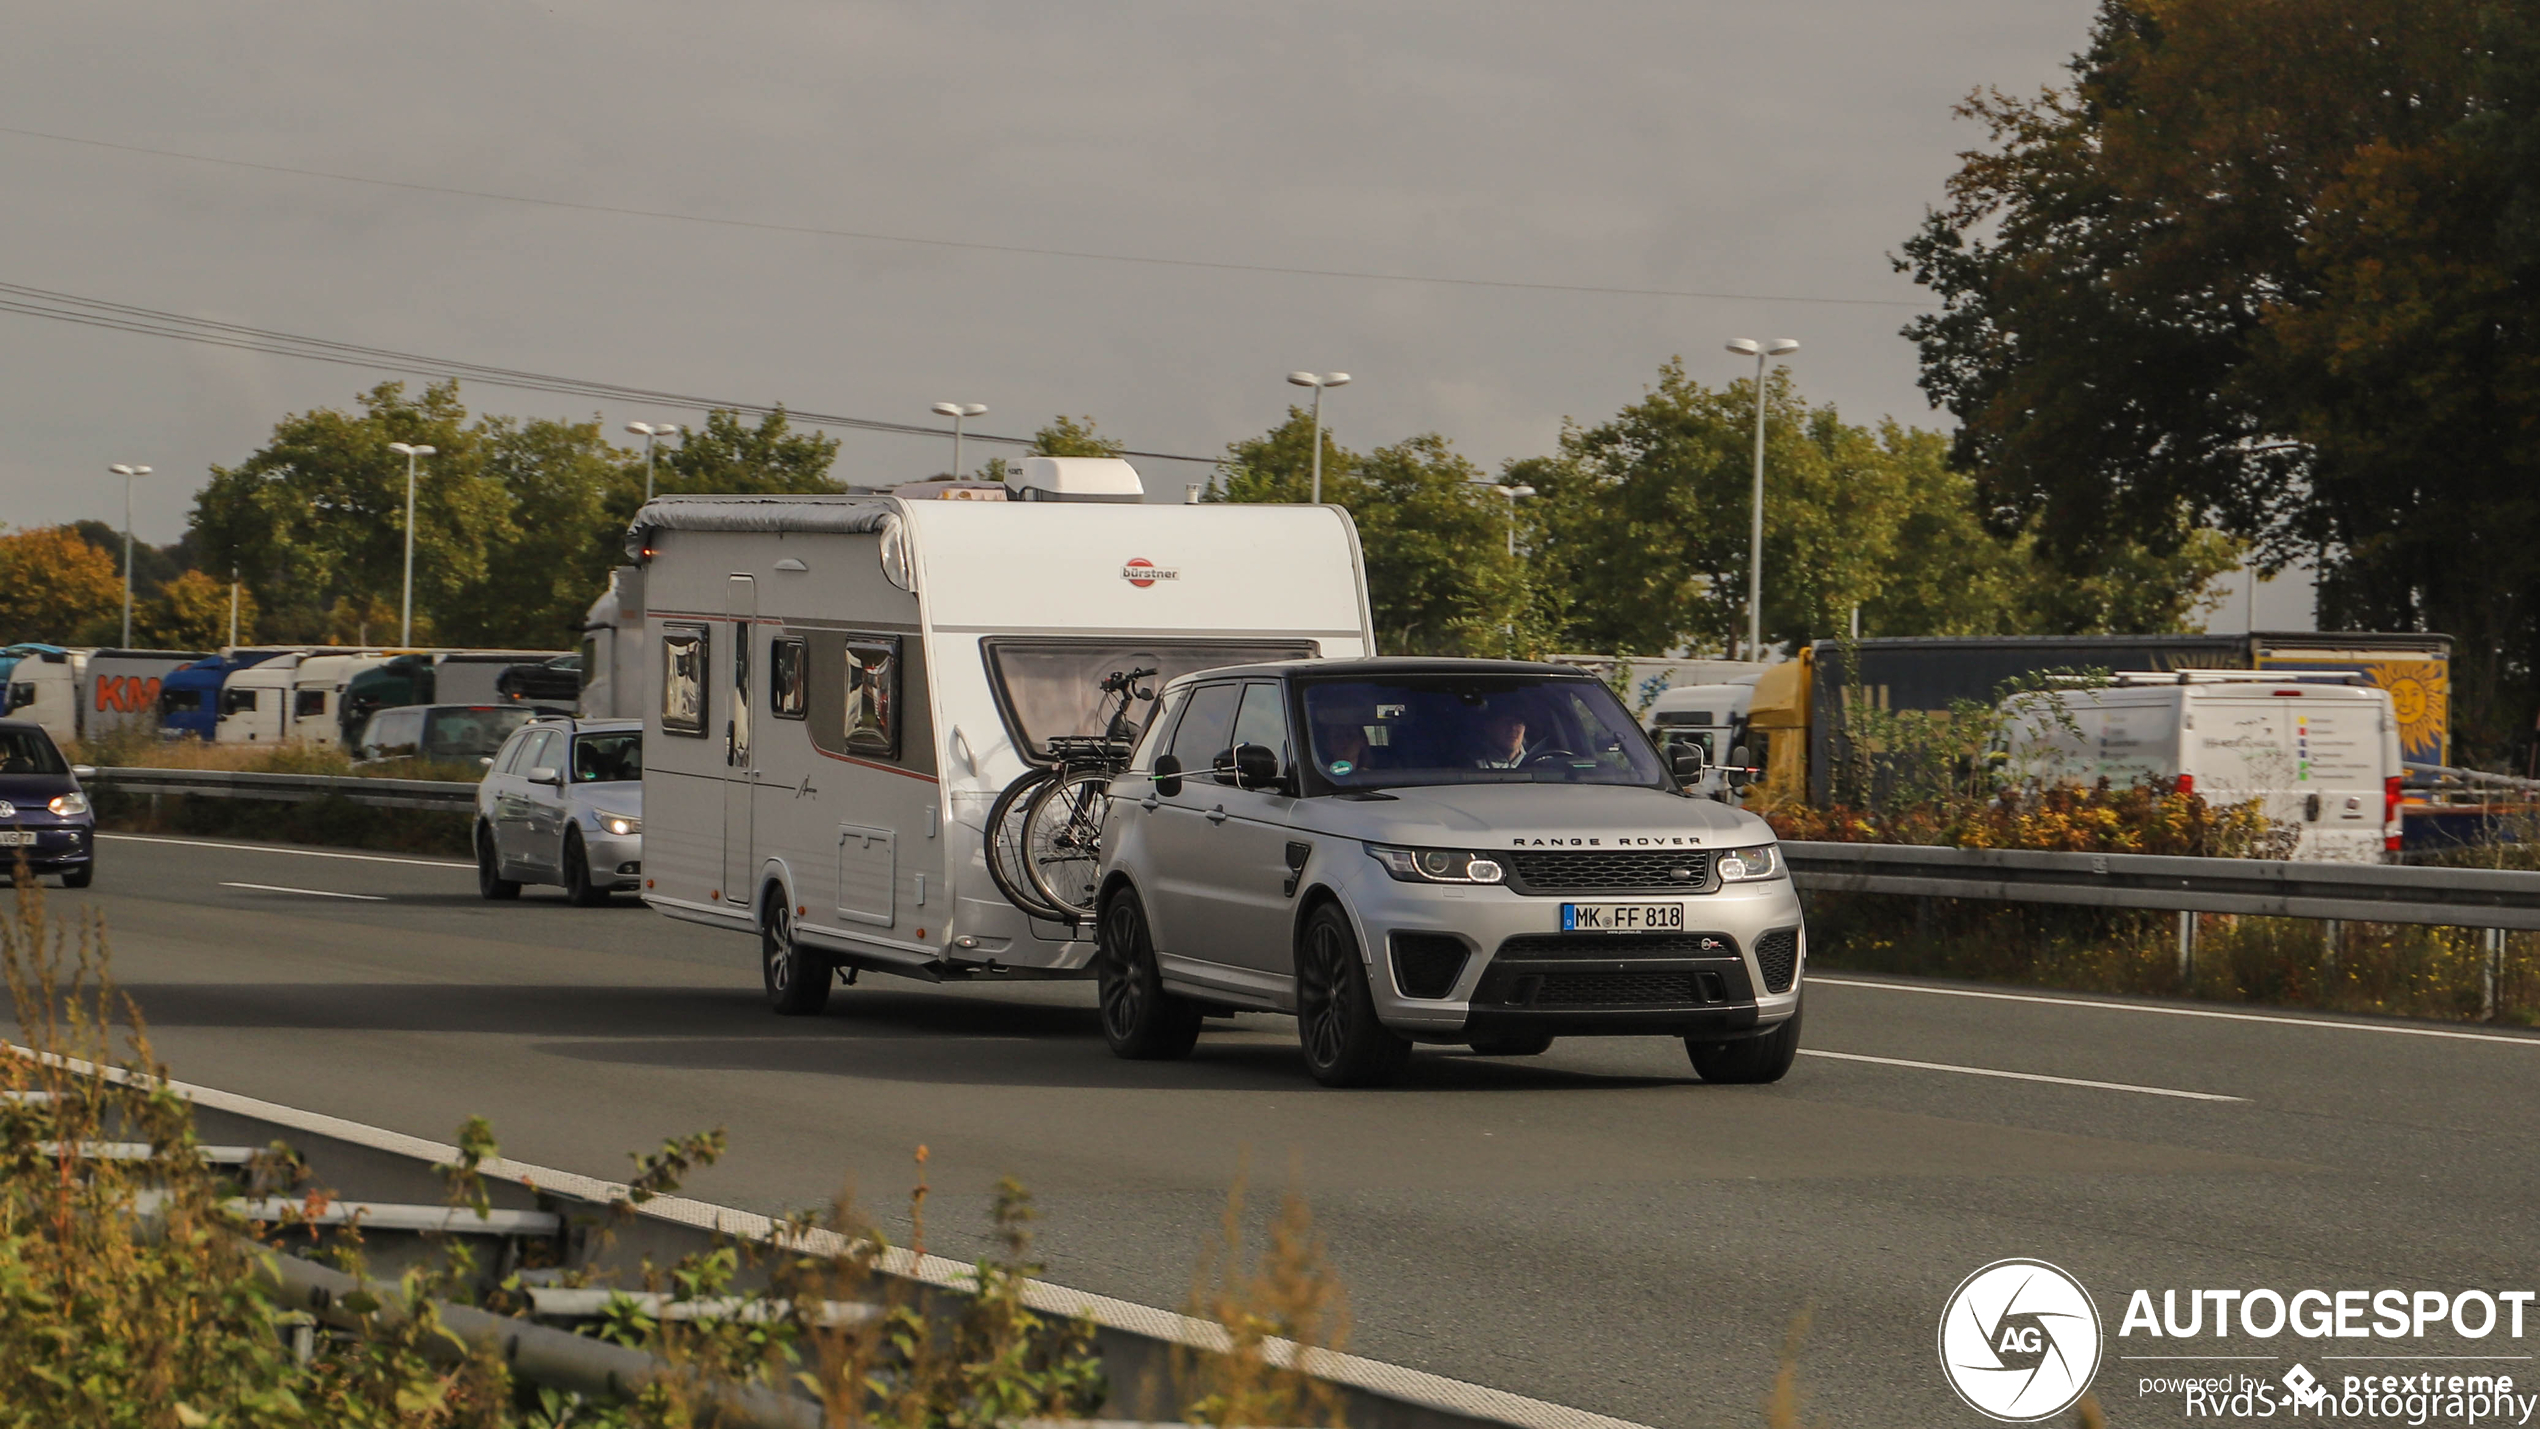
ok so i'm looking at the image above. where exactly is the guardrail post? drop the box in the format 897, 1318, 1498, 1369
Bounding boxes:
2483, 928, 2505, 1022
2177, 910, 2197, 988
2322, 919, 2341, 988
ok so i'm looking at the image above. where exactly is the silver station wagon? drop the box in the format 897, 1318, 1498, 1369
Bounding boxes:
1094, 657, 1805, 1087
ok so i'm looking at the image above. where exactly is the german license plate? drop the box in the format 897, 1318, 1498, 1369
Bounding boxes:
1561, 902, 1682, 933
0, 831, 36, 847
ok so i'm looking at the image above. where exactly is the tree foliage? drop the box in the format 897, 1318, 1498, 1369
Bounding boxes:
1898, 0, 2540, 751
0, 528, 125, 647
135, 570, 252, 650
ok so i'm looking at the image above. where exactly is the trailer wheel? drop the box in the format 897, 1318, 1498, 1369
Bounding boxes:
761, 899, 831, 1016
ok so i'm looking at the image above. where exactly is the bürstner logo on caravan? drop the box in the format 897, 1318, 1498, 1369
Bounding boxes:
1121, 558, 1180, 588
1940, 1259, 2103, 1422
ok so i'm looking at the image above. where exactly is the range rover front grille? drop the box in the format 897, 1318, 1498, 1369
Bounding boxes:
1529, 970, 1726, 1007
1390, 933, 1469, 999
1495, 932, 1740, 961
1502, 849, 1711, 893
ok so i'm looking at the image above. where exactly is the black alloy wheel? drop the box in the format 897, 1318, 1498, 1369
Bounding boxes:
1688, 1001, 1802, 1084
1096, 887, 1201, 1059
1294, 903, 1411, 1088
562, 830, 609, 906
1467, 1031, 1555, 1057
476, 825, 521, 901
761, 898, 831, 1016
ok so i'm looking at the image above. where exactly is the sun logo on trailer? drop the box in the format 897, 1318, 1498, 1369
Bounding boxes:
2366, 660, 2445, 760
1120, 558, 1180, 588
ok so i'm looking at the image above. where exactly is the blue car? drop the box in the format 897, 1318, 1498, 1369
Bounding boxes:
0, 721, 95, 887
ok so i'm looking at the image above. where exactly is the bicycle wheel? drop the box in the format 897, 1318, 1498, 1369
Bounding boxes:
984, 768, 1066, 920
1023, 767, 1116, 918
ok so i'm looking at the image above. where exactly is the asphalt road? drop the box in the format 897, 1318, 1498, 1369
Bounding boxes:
30, 832, 2540, 1426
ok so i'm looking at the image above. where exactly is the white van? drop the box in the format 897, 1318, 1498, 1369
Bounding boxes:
577, 566, 648, 720
1645, 678, 1761, 799
628, 462, 1374, 995
2001, 671, 2401, 861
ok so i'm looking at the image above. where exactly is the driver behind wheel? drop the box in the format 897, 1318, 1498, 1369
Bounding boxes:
1473, 707, 1531, 768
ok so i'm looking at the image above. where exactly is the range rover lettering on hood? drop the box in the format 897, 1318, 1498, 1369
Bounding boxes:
1509, 834, 1708, 847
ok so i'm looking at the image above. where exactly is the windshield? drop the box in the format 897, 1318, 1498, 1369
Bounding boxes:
572, 730, 642, 783
419, 707, 540, 761
1299, 673, 1668, 790
984, 639, 1316, 759
0, 729, 67, 776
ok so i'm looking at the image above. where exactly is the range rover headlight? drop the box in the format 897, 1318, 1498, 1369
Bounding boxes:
48, 793, 88, 817
1367, 845, 1504, 884
594, 810, 641, 836
1715, 843, 1781, 882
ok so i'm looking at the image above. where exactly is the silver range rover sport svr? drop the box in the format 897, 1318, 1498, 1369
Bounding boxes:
1093, 658, 1804, 1087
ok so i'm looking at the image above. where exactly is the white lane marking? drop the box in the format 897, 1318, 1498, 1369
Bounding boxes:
218, 881, 388, 902
15, 1045, 1658, 1429
101, 833, 470, 870
1810, 975, 2540, 1049
1796, 1048, 2243, 1102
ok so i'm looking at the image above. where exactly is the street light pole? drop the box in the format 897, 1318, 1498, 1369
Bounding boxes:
1285, 372, 1351, 503
625, 422, 682, 503
1724, 339, 1800, 661
931, 402, 987, 479
106, 464, 150, 647
386, 442, 436, 646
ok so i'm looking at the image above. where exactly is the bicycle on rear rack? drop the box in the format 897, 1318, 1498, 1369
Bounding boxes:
983, 665, 1156, 922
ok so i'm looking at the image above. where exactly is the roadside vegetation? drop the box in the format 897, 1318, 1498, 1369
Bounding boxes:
65, 727, 477, 857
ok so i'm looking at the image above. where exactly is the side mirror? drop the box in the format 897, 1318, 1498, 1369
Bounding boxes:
1152, 753, 1183, 798
7, 684, 33, 712
527, 765, 563, 786
1668, 740, 1707, 782
1726, 744, 1753, 791
478, 755, 495, 769
1232, 743, 1281, 791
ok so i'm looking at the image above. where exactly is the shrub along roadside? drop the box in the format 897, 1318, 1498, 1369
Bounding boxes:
87, 786, 472, 859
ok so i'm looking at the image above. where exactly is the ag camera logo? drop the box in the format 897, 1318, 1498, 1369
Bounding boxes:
1939, 1259, 2103, 1422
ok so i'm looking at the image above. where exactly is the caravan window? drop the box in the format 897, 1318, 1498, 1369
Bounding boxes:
661, 626, 707, 736
982, 639, 1316, 761
770, 637, 808, 720
844, 639, 897, 757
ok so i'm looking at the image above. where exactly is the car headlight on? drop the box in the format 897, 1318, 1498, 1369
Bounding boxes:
1715, 843, 1782, 882
1366, 844, 1504, 884
48, 793, 88, 817
594, 810, 641, 836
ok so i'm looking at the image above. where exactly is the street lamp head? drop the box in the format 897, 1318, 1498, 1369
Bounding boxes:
1505, 484, 1537, 499
626, 422, 657, 437
959, 403, 986, 417
1286, 372, 1318, 387
931, 402, 963, 417
108, 463, 150, 477
1725, 339, 1761, 357
387, 442, 436, 457
1767, 339, 1802, 357
933, 402, 988, 418
1288, 372, 1350, 389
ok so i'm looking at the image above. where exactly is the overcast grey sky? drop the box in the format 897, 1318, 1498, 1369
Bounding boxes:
13, 1, 2311, 626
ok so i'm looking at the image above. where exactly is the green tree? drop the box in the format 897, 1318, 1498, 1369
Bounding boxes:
437, 416, 626, 648
1897, 0, 2540, 750
0, 527, 123, 646
1214, 410, 1539, 655
1029, 414, 1125, 459
187, 381, 511, 644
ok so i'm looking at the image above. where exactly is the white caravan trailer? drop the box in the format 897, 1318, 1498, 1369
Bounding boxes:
2000, 670, 2402, 862
627, 481, 1373, 986
578, 566, 648, 720
84, 649, 206, 743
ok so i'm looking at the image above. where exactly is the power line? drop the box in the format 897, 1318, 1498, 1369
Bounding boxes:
0, 124, 1936, 311
0, 280, 1225, 464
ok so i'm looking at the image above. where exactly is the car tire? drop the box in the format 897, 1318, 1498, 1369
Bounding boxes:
1467, 1031, 1554, 1057
475, 825, 520, 901
762, 898, 830, 1016
1295, 902, 1411, 1088
1688, 1002, 1801, 1085
59, 865, 93, 890
1096, 886, 1202, 1060
561, 831, 609, 907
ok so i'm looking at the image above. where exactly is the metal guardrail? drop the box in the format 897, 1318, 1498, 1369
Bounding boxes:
1784, 840, 2540, 930
82, 766, 476, 812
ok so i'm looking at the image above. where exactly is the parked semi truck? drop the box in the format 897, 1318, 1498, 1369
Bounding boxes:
1746, 631, 2451, 807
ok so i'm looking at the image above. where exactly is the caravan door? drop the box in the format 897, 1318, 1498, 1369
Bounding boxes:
723, 576, 756, 910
